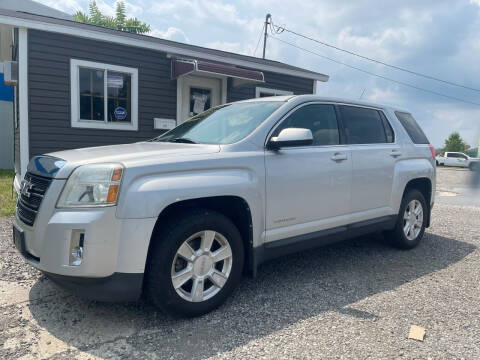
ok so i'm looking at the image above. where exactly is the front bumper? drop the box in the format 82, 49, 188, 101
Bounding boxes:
13, 178, 157, 301
44, 272, 143, 302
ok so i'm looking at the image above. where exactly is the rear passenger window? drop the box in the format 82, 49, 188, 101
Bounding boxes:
339, 105, 387, 144
394, 112, 429, 144
273, 104, 340, 146
380, 112, 395, 143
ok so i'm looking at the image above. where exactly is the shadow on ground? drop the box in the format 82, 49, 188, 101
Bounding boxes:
28, 233, 475, 359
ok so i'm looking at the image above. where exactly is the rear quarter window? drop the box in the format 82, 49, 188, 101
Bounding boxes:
394, 111, 429, 144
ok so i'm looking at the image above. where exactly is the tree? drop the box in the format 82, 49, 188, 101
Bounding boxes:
73, 1, 151, 34
442, 132, 467, 153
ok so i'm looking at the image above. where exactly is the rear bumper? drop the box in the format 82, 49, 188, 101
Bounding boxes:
44, 271, 144, 302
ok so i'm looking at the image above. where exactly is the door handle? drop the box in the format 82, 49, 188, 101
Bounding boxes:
331, 153, 348, 162
390, 150, 402, 158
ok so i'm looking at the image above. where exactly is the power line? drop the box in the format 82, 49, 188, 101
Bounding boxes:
270, 23, 480, 93
253, 23, 265, 57
269, 35, 480, 107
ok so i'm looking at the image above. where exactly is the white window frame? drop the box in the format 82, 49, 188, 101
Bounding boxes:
70, 59, 138, 131
255, 86, 293, 98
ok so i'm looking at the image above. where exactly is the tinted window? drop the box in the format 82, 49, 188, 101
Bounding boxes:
273, 104, 340, 146
339, 106, 387, 144
380, 112, 395, 143
395, 112, 429, 144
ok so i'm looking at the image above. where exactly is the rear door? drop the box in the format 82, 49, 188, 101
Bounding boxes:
265, 103, 352, 242
338, 105, 398, 219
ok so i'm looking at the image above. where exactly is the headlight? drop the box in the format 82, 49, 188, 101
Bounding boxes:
57, 163, 124, 208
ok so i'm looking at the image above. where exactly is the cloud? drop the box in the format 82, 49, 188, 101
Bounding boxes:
150, 27, 190, 42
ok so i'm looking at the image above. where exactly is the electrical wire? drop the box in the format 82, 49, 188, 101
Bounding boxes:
269, 35, 480, 107
270, 23, 480, 93
253, 23, 265, 57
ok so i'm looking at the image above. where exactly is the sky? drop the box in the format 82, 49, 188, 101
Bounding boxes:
36, 0, 480, 148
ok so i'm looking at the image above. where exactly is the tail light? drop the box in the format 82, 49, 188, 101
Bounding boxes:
428, 144, 436, 159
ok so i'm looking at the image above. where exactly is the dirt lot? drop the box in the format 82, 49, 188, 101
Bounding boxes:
1, 168, 479, 359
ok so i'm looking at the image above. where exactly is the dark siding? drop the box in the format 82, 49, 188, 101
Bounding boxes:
27, 29, 314, 157
227, 71, 314, 102
28, 29, 176, 157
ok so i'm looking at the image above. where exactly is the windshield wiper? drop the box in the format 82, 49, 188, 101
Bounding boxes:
169, 137, 198, 144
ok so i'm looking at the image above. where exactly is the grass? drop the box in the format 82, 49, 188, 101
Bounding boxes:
0, 169, 17, 217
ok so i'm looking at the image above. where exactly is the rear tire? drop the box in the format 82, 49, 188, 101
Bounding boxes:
469, 163, 478, 171
145, 209, 244, 317
386, 189, 427, 249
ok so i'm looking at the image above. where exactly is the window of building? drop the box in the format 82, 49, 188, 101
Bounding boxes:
272, 104, 340, 146
255, 86, 293, 98
339, 105, 388, 144
71, 59, 138, 130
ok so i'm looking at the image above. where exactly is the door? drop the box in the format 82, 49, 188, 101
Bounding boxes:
181, 76, 221, 122
456, 153, 469, 167
265, 103, 352, 243
444, 153, 457, 166
338, 105, 398, 218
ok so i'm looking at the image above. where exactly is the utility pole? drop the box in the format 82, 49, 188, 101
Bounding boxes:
262, 14, 271, 59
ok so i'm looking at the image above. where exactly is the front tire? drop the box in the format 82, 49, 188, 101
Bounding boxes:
387, 189, 427, 249
145, 209, 244, 317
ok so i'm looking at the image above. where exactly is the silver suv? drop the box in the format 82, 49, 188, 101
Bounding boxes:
13, 95, 436, 317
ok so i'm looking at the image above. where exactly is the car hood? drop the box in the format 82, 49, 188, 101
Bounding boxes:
36, 142, 221, 178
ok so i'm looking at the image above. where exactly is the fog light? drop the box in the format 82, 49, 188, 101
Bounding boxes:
69, 230, 85, 266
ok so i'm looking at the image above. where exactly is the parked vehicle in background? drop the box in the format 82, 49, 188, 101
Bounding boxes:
12, 95, 436, 317
436, 152, 480, 170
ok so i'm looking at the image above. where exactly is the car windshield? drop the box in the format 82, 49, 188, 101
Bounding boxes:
153, 101, 283, 144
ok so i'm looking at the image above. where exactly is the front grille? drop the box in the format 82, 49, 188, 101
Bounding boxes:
16, 172, 53, 227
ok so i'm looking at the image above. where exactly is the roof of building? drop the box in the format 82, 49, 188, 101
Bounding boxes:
0, 9, 329, 82
0, 0, 71, 21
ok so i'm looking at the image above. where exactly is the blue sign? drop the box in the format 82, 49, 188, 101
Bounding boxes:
114, 107, 127, 120
0, 74, 13, 102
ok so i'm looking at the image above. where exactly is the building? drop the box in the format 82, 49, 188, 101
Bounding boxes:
0, 8, 328, 187
0, 0, 71, 169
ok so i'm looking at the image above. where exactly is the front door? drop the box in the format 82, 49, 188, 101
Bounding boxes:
181, 76, 221, 122
265, 103, 352, 243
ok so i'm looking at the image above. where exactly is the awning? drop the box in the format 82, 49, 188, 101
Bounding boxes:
171, 58, 264, 85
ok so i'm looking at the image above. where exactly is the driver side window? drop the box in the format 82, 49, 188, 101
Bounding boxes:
273, 104, 340, 146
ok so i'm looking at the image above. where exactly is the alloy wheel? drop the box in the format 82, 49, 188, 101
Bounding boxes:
171, 230, 233, 302
403, 199, 423, 241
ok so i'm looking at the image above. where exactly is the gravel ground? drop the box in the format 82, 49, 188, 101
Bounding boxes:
1, 168, 479, 359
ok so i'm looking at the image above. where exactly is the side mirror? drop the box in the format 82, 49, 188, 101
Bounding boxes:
267, 128, 313, 150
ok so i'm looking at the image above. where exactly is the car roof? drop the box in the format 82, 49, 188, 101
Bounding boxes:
238, 95, 410, 113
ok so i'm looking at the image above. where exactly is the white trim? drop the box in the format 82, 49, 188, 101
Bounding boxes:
312, 80, 317, 95
0, 14, 329, 82
178, 75, 221, 123
176, 76, 183, 124
221, 77, 227, 104
18, 28, 29, 178
70, 59, 138, 131
255, 86, 293, 98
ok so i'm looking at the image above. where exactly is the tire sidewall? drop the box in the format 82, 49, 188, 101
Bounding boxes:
394, 189, 427, 249
146, 209, 244, 317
